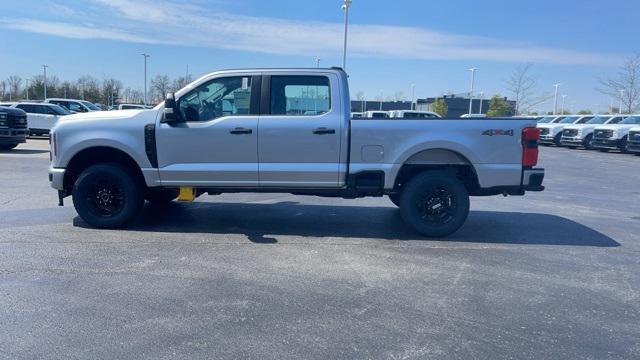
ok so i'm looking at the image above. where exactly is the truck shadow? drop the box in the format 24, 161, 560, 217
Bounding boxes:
77, 201, 620, 247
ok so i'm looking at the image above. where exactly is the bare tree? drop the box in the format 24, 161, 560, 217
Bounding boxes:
505, 63, 551, 114
598, 54, 640, 114
151, 75, 171, 103
354, 91, 365, 101
6, 75, 22, 101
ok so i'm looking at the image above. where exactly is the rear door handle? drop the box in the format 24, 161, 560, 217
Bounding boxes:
312, 127, 336, 135
229, 127, 253, 135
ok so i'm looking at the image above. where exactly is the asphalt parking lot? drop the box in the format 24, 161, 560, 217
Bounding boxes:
1, 139, 639, 359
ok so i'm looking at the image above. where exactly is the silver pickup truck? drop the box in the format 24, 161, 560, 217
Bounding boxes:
49, 68, 544, 237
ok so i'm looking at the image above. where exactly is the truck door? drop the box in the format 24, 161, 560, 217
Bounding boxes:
156, 75, 260, 187
258, 74, 343, 187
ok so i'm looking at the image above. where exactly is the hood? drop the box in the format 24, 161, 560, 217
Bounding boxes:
537, 123, 567, 130
595, 124, 638, 131
58, 109, 150, 122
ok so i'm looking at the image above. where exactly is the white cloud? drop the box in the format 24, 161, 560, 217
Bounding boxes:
0, 0, 618, 65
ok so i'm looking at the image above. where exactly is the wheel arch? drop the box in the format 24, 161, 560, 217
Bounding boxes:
63, 146, 145, 194
393, 148, 481, 195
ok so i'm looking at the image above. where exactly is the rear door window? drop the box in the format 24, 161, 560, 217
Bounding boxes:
269, 76, 330, 116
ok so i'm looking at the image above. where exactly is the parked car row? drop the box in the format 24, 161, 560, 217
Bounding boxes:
0, 99, 152, 136
352, 110, 441, 119
537, 114, 640, 154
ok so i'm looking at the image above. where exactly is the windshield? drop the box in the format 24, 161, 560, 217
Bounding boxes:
576, 116, 593, 124
586, 116, 609, 124
51, 104, 72, 115
607, 117, 623, 124
620, 116, 640, 124
537, 117, 555, 123
559, 117, 578, 124
81, 101, 100, 111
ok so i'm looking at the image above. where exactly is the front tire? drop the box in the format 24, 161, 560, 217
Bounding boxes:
619, 136, 629, 153
388, 193, 401, 207
399, 171, 470, 238
72, 163, 144, 228
0, 143, 17, 151
553, 133, 562, 146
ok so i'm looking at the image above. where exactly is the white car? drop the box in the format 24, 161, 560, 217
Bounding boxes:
389, 110, 441, 119
10, 102, 72, 135
365, 111, 391, 119
592, 115, 640, 152
537, 115, 593, 146
626, 126, 640, 154
460, 114, 487, 118
560, 115, 625, 149
351, 112, 366, 118
45, 98, 101, 113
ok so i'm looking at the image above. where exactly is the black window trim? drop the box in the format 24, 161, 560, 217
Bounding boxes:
260, 74, 332, 116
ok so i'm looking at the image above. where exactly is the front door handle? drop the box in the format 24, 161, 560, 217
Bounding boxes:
312, 127, 336, 135
229, 127, 253, 135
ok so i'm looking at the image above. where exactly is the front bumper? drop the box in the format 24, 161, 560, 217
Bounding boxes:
627, 140, 640, 153
539, 134, 556, 144
591, 138, 622, 149
560, 136, 584, 146
0, 129, 28, 144
48, 167, 65, 190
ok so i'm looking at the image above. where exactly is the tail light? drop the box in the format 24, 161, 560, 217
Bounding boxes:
522, 127, 539, 167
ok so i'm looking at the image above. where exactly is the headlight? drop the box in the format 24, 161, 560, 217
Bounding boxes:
0, 113, 6, 127
611, 130, 618, 138
576, 129, 582, 136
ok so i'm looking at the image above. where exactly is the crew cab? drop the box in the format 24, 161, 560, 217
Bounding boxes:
10, 102, 72, 136
626, 126, 640, 155
45, 98, 101, 113
560, 115, 625, 149
389, 110, 441, 119
0, 106, 28, 150
48, 68, 544, 237
592, 115, 640, 152
538, 115, 593, 146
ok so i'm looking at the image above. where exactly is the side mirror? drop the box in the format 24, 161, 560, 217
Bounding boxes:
162, 92, 182, 123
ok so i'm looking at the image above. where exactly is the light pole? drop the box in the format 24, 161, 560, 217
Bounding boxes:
141, 53, 150, 105
42, 65, 48, 100
379, 90, 384, 111
561, 95, 567, 115
619, 89, 625, 114
552, 84, 561, 115
25, 78, 30, 100
341, 0, 352, 70
411, 84, 416, 111
479, 92, 484, 114
315, 58, 321, 68
468, 67, 478, 116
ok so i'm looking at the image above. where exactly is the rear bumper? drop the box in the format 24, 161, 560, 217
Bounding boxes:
473, 168, 544, 196
0, 129, 28, 144
591, 138, 621, 149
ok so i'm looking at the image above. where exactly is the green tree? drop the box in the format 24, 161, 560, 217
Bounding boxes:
431, 98, 448, 117
577, 109, 593, 115
486, 95, 510, 117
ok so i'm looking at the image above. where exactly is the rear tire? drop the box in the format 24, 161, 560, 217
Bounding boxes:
0, 144, 18, 151
399, 171, 470, 238
72, 163, 144, 228
145, 188, 179, 205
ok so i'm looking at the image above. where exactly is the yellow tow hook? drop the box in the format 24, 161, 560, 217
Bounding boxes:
177, 187, 197, 202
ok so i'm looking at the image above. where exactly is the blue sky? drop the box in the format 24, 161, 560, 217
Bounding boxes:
0, 0, 637, 112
